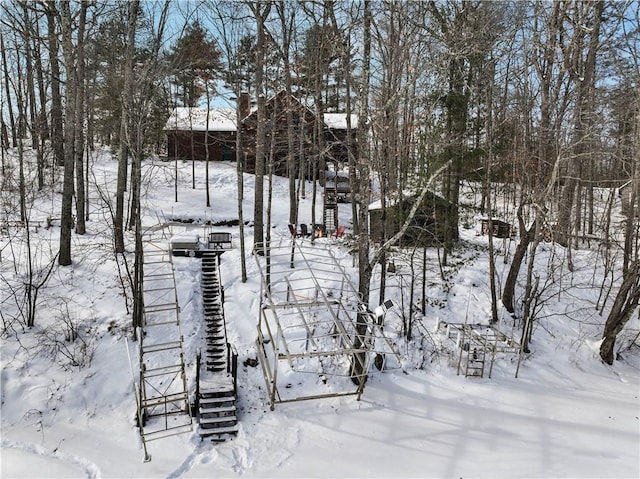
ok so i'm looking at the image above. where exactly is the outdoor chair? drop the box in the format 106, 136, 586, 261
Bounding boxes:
300, 223, 312, 237
288, 224, 301, 237
332, 225, 346, 238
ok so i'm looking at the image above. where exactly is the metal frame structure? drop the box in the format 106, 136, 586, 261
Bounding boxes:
136, 242, 192, 457
254, 239, 400, 409
435, 319, 522, 378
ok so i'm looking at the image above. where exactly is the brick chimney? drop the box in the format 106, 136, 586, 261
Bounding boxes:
239, 92, 250, 120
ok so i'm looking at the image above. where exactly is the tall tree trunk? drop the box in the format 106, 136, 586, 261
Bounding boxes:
58, 1, 76, 266
22, 3, 37, 152
74, 2, 88, 235
33, 17, 49, 189
251, 3, 271, 255
276, 2, 298, 226
502, 203, 539, 314
237, 99, 247, 283
1, 33, 17, 148
44, 4, 64, 168
351, 0, 373, 386
114, 1, 137, 253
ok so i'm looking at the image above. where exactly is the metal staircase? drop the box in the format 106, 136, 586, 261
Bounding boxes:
197, 250, 238, 440
323, 182, 338, 234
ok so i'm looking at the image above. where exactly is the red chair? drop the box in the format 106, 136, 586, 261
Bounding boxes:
332, 225, 346, 238
288, 224, 301, 237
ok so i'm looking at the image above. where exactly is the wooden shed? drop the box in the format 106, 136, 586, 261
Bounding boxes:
480, 219, 512, 238
369, 191, 449, 246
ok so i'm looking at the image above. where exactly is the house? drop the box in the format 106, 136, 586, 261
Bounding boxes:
368, 190, 449, 246
240, 90, 317, 176
165, 107, 238, 162
164, 91, 357, 178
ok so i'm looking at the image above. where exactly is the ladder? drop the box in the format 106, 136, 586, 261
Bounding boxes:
323, 197, 338, 234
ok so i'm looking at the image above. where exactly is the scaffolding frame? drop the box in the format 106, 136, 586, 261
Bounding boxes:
255, 239, 400, 409
137, 242, 192, 453
436, 319, 522, 378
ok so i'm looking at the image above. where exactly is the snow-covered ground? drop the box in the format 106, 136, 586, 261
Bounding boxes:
1, 151, 639, 478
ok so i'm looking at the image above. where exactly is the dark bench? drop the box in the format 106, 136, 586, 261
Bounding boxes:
208, 232, 232, 250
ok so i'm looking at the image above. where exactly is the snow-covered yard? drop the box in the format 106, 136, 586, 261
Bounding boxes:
1, 153, 638, 478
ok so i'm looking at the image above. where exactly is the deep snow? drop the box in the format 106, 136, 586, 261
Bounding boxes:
1, 151, 639, 478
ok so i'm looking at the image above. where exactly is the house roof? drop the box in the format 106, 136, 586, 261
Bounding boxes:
323, 113, 358, 130
164, 107, 237, 132
164, 105, 357, 132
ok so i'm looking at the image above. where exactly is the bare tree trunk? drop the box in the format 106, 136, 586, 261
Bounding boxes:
74, 2, 88, 235
0, 33, 17, 148
600, 261, 640, 364
351, 0, 373, 386
58, 1, 77, 266
250, 2, 271, 255
114, 1, 137, 253
276, 2, 298, 226
44, 4, 64, 168
33, 17, 49, 190
502, 203, 539, 314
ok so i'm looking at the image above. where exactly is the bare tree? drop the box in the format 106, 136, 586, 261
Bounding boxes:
58, 0, 80, 266
249, 1, 272, 255
114, 1, 136, 254
600, 261, 640, 364
555, 1, 605, 255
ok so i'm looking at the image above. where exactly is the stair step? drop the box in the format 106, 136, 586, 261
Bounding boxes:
206, 345, 226, 351
206, 347, 225, 353
201, 388, 235, 398
205, 319, 224, 325
198, 425, 239, 438
206, 345, 226, 352
200, 416, 237, 425
207, 361, 226, 367
200, 391, 235, 401
200, 405, 236, 414
200, 411, 236, 421
207, 353, 226, 360
206, 361, 226, 368
206, 333, 225, 339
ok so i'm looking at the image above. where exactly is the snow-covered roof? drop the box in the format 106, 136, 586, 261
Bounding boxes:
323, 113, 358, 130
164, 107, 237, 132
368, 188, 442, 210
165, 107, 357, 132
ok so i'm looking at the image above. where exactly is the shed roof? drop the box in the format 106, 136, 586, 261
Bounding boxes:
368, 189, 444, 210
